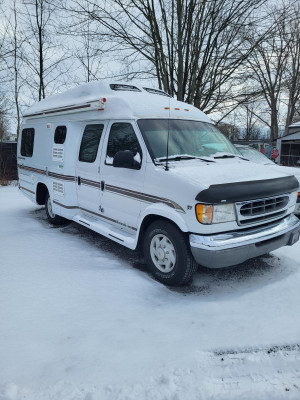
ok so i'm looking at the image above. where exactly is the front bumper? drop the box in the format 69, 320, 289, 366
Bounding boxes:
295, 200, 300, 216
190, 214, 300, 268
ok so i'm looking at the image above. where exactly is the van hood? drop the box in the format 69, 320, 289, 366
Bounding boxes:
167, 158, 299, 202
168, 158, 291, 187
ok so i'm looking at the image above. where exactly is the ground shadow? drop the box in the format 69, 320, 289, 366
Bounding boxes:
30, 207, 296, 299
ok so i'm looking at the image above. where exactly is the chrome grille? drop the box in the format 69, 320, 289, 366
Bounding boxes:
236, 194, 290, 225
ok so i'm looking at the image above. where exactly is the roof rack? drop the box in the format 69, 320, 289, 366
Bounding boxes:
143, 87, 171, 97
110, 84, 141, 92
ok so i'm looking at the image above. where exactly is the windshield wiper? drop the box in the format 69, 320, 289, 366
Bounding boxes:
210, 152, 249, 160
155, 154, 215, 163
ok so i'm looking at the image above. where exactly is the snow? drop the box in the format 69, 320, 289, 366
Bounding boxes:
1, 185, 300, 400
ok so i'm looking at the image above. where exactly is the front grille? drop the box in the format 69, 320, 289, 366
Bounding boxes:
240, 196, 288, 216
236, 194, 290, 225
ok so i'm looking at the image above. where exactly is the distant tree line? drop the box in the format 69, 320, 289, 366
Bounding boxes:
0, 0, 299, 142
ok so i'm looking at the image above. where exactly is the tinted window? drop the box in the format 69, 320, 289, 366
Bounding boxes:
106, 123, 142, 164
21, 128, 35, 157
54, 126, 67, 144
79, 124, 104, 163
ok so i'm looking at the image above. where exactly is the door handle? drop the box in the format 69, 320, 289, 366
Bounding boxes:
101, 180, 105, 191
77, 176, 81, 185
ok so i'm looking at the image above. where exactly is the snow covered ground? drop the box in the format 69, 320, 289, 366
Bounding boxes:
0, 185, 300, 400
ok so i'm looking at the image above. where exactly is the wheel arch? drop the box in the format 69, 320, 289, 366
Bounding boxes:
36, 182, 49, 205
136, 207, 189, 249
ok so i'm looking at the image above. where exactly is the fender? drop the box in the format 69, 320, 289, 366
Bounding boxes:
137, 203, 189, 234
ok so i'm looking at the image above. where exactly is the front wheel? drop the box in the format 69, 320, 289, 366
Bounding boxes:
45, 192, 69, 226
143, 220, 198, 286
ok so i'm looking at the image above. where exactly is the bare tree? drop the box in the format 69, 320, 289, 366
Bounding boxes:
283, 2, 300, 134
244, 1, 300, 141
68, 0, 267, 114
20, 0, 70, 101
3, 0, 26, 138
60, 0, 105, 84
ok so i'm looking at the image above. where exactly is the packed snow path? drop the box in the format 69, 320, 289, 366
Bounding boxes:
0, 185, 300, 400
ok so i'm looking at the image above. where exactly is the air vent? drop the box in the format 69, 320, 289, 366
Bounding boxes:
143, 87, 171, 97
53, 181, 64, 196
52, 145, 64, 161
110, 84, 141, 92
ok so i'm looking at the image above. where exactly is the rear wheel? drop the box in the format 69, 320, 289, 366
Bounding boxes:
143, 220, 197, 286
45, 192, 68, 225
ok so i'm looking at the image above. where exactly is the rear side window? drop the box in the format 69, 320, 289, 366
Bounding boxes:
106, 123, 142, 164
54, 126, 67, 144
21, 128, 35, 157
79, 124, 104, 163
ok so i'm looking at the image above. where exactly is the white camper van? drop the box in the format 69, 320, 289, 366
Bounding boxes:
18, 82, 300, 286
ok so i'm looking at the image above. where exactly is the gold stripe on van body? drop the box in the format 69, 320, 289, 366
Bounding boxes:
18, 164, 184, 213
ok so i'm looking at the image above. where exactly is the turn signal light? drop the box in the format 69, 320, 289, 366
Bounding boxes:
195, 204, 213, 224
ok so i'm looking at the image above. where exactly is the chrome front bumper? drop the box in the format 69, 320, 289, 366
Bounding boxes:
190, 214, 300, 268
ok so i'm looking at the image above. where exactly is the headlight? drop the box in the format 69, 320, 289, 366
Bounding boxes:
196, 203, 236, 224
295, 176, 300, 202
290, 191, 299, 206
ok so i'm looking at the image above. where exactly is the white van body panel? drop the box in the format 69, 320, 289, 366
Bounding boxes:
17, 82, 300, 268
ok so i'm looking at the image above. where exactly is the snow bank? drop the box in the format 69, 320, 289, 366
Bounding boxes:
0, 186, 300, 399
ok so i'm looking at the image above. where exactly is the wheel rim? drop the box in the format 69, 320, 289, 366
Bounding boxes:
47, 196, 55, 218
150, 234, 176, 273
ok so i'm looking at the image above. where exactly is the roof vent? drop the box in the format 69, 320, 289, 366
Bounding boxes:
143, 87, 171, 97
110, 84, 141, 92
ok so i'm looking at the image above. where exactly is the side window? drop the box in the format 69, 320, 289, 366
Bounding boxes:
79, 124, 104, 163
54, 126, 67, 144
106, 123, 142, 165
21, 128, 35, 157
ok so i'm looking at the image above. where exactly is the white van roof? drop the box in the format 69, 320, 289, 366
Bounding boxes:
23, 82, 212, 123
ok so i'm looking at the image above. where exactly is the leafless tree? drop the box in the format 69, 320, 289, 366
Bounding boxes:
283, 2, 300, 134
244, 1, 300, 141
20, 0, 70, 101
217, 122, 241, 141
3, 0, 26, 138
60, 0, 105, 84
68, 0, 267, 114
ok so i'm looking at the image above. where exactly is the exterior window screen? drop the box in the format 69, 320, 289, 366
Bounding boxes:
106, 123, 142, 164
21, 128, 35, 157
79, 124, 104, 163
54, 126, 67, 144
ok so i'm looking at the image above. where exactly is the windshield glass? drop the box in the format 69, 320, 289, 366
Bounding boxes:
137, 119, 240, 160
237, 147, 271, 164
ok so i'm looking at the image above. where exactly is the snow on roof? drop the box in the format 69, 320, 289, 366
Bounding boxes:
288, 121, 300, 128
278, 131, 300, 141
23, 81, 212, 123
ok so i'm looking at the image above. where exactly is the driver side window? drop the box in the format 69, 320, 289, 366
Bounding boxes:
106, 123, 142, 165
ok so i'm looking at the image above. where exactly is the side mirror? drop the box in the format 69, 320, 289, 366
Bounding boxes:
113, 150, 141, 170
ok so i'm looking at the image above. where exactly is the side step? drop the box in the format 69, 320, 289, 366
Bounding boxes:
73, 214, 137, 249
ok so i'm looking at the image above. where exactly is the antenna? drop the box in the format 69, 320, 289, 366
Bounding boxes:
165, 96, 171, 171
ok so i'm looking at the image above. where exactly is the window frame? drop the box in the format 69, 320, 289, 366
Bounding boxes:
105, 122, 143, 167
20, 128, 35, 158
54, 125, 67, 144
78, 124, 104, 164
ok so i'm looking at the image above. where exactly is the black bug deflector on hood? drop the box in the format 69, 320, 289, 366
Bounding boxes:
195, 176, 299, 204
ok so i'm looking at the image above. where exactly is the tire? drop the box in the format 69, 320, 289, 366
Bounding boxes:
45, 192, 69, 226
143, 220, 198, 286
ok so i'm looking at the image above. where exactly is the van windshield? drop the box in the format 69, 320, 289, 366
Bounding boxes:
137, 119, 239, 161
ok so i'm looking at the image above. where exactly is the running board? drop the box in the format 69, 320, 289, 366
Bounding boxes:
73, 214, 137, 249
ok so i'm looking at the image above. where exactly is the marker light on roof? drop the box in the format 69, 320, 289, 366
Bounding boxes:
164, 107, 170, 110
174, 108, 180, 110
184, 109, 189, 111
98, 98, 107, 111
